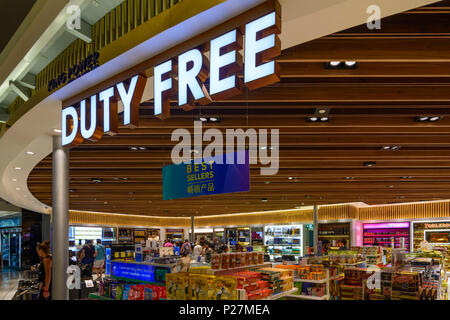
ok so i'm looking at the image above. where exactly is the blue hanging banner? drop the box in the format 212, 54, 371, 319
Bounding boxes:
162, 150, 250, 200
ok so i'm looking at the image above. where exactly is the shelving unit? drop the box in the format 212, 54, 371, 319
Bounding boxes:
287, 269, 331, 300
264, 225, 303, 262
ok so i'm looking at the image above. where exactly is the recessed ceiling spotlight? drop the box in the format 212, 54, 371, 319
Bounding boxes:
363, 161, 376, 167
317, 109, 327, 114
381, 146, 391, 150
391, 146, 401, 150
264, 181, 271, 184
415, 116, 442, 122
91, 178, 104, 183
305, 195, 312, 199
14, 167, 21, 170
261, 198, 268, 202
288, 177, 294, 180
329, 61, 341, 67
320, 117, 329, 122
345, 61, 357, 67
15, 187, 21, 191
209, 117, 220, 122
69, 189, 77, 193
26, 151, 35, 155
199, 117, 208, 122
104, 202, 108, 205
416, 116, 429, 122
307, 116, 318, 122
53, 129, 62, 133
345, 177, 355, 180
138, 147, 147, 150
130, 147, 138, 151
401, 176, 413, 179
122, 178, 128, 181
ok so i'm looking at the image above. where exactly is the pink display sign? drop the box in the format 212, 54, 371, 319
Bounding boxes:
363, 222, 410, 229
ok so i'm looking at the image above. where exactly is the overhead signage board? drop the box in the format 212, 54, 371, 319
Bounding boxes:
61, 5, 282, 147
162, 150, 250, 200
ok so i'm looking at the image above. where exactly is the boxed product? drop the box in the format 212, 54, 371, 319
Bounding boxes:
212, 276, 238, 300
134, 285, 146, 300
166, 273, 190, 300
211, 254, 221, 270
144, 286, 153, 300
221, 253, 230, 269
189, 275, 215, 300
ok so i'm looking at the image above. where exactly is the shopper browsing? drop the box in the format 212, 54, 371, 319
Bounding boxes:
193, 242, 203, 261
181, 239, 192, 255
164, 240, 174, 247
78, 239, 95, 277
36, 241, 52, 300
93, 239, 106, 280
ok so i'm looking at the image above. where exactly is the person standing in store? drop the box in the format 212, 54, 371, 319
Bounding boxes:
93, 239, 106, 280
36, 241, 52, 300
164, 239, 174, 247
193, 241, 203, 261
181, 239, 192, 256
78, 239, 95, 277
203, 243, 212, 263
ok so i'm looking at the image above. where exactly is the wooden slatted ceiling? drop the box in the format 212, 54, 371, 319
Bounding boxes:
28, 1, 450, 217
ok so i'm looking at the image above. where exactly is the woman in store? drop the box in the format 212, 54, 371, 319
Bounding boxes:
36, 241, 52, 300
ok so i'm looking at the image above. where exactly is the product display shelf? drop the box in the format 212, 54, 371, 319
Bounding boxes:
262, 288, 298, 300
338, 260, 366, 266
109, 275, 165, 287
208, 262, 272, 275
288, 269, 331, 300
88, 293, 114, 300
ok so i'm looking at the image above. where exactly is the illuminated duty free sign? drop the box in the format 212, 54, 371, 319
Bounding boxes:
62, 10, 282, 147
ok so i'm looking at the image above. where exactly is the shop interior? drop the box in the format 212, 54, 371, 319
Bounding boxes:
5, 0, 450, 302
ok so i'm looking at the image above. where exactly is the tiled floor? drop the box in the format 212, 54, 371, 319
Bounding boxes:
0, 269, 21, 300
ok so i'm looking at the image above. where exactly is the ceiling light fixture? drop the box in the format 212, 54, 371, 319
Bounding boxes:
363, 161, 376, 167
91, 178, 104, 183
15, 187, 21, 191
261, 198, 268, 202
26, 151, 35, 155
381, 146, 401, 151
416, 116, 442, 122
345, 177, 355, 180
53, 129, 62, 133
14, 167, 21, 170
325, 61, 358, 69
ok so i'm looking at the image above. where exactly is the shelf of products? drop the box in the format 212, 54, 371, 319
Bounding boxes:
318, 222, 351, 251
264, 225, 303, 262
363, 222, 410, 251
412, 221, 450, 272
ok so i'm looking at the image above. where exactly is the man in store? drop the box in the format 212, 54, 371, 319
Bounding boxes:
78, 240, 95, 278
181, 239, 192, 256
193, 241, 203, 261
93, 239, 106, 280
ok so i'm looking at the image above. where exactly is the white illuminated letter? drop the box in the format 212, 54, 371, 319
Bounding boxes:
62, 106, 79, 146
99, 87, 115, 133
154, 60, 173, 119
210, 29, 241, 99
244, 12, 280, 89
80, 95, 98, 139
178, 49, 207, 109
117, 75, 138, 126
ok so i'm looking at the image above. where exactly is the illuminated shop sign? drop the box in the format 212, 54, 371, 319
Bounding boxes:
424, 223, 450, 229
62, 11, 281, 147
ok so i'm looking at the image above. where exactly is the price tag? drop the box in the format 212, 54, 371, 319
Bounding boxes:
85, 280, 94, 288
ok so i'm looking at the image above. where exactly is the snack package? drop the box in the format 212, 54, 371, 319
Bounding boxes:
211, 254, 221, 270
134, 285, 145, 300
122, 284, 131, 300
229, 253, 236, 268
212, 276, 238, 300
144, 286, 153, 300
190, 275, 216, 300
221, 253, 230, 269
166, 273, 190, 300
